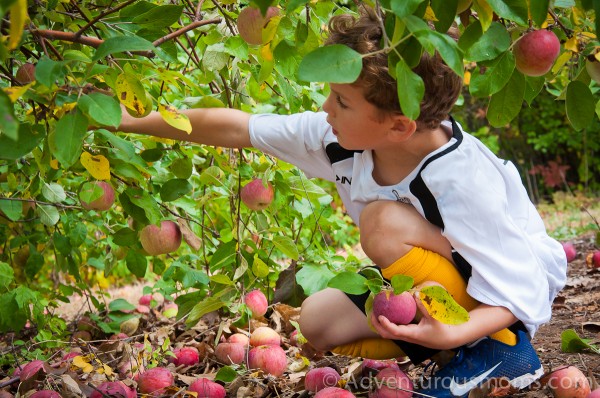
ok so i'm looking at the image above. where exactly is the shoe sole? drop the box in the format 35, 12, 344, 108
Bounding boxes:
509, 365, 545, 389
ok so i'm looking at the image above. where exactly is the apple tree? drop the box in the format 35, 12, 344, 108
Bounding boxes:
0, 0, 598, 341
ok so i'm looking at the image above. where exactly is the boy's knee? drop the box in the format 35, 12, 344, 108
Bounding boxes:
299, 295, 331, 351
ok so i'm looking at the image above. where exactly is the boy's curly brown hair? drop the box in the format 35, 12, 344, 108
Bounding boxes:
325, 6, 463, 130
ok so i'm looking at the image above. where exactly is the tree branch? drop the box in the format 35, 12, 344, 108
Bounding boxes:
152, 18, 221, 47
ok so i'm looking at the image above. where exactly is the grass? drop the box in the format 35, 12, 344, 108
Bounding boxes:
537, 191, 600, 241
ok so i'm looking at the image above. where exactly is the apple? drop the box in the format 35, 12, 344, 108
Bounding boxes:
247, 345, 287, 376
547, 366, 591, 398
305, 367, 341, 392
140, 220, 182, 255
562, 242, 577, 263
585, 250, 600, 269
586, 58, 600, 84
369, 368, 413, 398
228, 333, 250, 345
361, 358, 400, 377
137, 367, 174, 396
588, 388, 600, 397
90, 381, 136, 398
250, 326, 281, 346
118, 358, 144, 379
215, 342, 246, 364
16, 63, 36, 84
162, 302, 178, 318
314, 387, 356, 398
170, 347, 200, 366
240, 179, 274, 211
189, 378, 226, 398
19, 359, 46, 381
29, 392, 61, 398
513, 29, 560, 77
136, 304, 150, 313
372, 290, 416, 325
119, 316, 140, 336
245, 289, 268, 317
290, 329, 307, 347
79, 181, 115, 211
237, 6, 279, 46
457, 0, 472, 13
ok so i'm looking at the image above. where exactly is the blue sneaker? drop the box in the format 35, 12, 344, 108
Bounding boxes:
417, 330, 544, 398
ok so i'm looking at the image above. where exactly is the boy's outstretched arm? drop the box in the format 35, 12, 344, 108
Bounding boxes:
119, 107, 252, 148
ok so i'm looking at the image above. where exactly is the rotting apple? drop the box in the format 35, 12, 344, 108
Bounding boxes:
585, 250, 600, 269
250, 326, 281, 346
237, 6, 279, 46
139, 220, 182, 255
361, 358, 400, 377
513, 29, 560, 77
245, 289, 268, 317
372, 290, 417, 325
240, 179, 274, 211
247, 344, 287, 376
305, 367, 341, 392
79, 181, 115, 211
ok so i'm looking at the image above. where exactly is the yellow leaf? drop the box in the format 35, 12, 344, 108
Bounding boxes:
423, 6, 438, 22
463, 70, 471, 85
565, 36, 578, 53
116, 72, 148, 115
418, 285, 469, 325
472, 0, 493, 32
260, 42, 273, 62
8, 0, 28, 51
3, 84, 32, 102
50, 159, 59, 170
80, 152, 111, 180
72, 356, 94, 373
552, 51, 572, 74
158, 104, 192, 134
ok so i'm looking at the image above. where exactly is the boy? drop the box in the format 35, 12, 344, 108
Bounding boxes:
118, 6, 567, 397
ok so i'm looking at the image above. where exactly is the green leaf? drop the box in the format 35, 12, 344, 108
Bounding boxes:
390, 275, 414, 294
109, 298, 136, 312
215, 366, 238, 382
0, 123, 44, 160
530, 0, 551, 27
298, 45, 363, 83
419, 285, 470, 325
170, 157, 193, 179
327, 271, 369, 295
78, 93, 122, 129
486, 0, 529, 26
286, 0, 309, 11
287, 176, 332, 205
42, 182, 66, 203
395, 59, 425, 120
296, 264, 335, 296
272, 235, 299, 260
465, 22, 511, 62
565, 80, 595, 131
0, 262, 14, 290
209, 241, 237, 271
48, 110, 88, 168
160, 179, 192, 202
36, 204, 60, 226
487, 70, 525, 127
252, 256, 270, 278
24, 252, 44, 279
92, 36, 156, 61
0, 90, 18, 140
429, 0, 459, 32
0, 199, 22, 221
387, 0, 426, 18
561, 329, 600, 354
469, 51, 515, 97
523, 76, 546, 105
112, 228, 139, 246
124, 188, 162, 225
199, 165, 225, 186
35, 56, 67, 87
125, 250, 147, 277
131, 4, 183, 28
186, 296, 225, 326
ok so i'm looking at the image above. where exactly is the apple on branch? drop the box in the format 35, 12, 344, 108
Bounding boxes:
237, 6, 279, 46
240, 179, 274, 211
513, 29, 560, 77
139, 220, 182, 255
79, 181, 115, 211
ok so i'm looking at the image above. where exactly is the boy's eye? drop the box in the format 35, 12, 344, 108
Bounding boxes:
336, 95, 348, 109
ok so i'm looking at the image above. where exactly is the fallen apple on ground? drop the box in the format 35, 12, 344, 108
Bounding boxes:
137, 367, 174, 396
250, 326, 281, 346
547, 365, 591, 398
247, 345, 287, 376
245, 289, 268, 317
305, 366, 341, 392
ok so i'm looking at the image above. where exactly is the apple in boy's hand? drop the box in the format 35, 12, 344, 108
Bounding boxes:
372, 290, 417, 325
140, 220, 182, 255
513, 30, 560, 77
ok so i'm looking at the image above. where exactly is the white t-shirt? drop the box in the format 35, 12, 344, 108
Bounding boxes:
248, 111, 567, 336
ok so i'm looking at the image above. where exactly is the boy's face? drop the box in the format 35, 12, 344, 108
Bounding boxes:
323, 83, 392, 150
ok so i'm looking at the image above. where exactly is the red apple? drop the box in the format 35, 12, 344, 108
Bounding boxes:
16, 63, 36, 84
170, 347, 200, 366
215, 342, 246, 365
19, 360, 46, 381
513, 30, 560, 77
314, 387, 356, 398
118, 358, 144, 379
588, 388, 600, 397
189, 378, 226, 398
585, 250, 600, 269
245, 289, 268, 317
247, 345, 287, 376
289, 329, 307, 347
240, 179, 274, 211
305, 367, 341, 392
547, 366, 591, 398
562, 242, 577, 263
250, 326, 281, 346
361, 358, 400, 377
137, 367, 174, 396
140, 220, 182, 255
368, 368, 413, 398
29, 392, 61, 398
228, 333, 250, 345
372, 290, 416, 325
139, 294, 153, 306
79, 181, 115, 211
90, 381, 136, 398
237, 6, 279, 46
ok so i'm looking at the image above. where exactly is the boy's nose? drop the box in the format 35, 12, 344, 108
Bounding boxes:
322, 94, 334, 116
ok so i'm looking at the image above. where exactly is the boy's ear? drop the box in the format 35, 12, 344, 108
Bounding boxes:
389, 115, 417, 141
